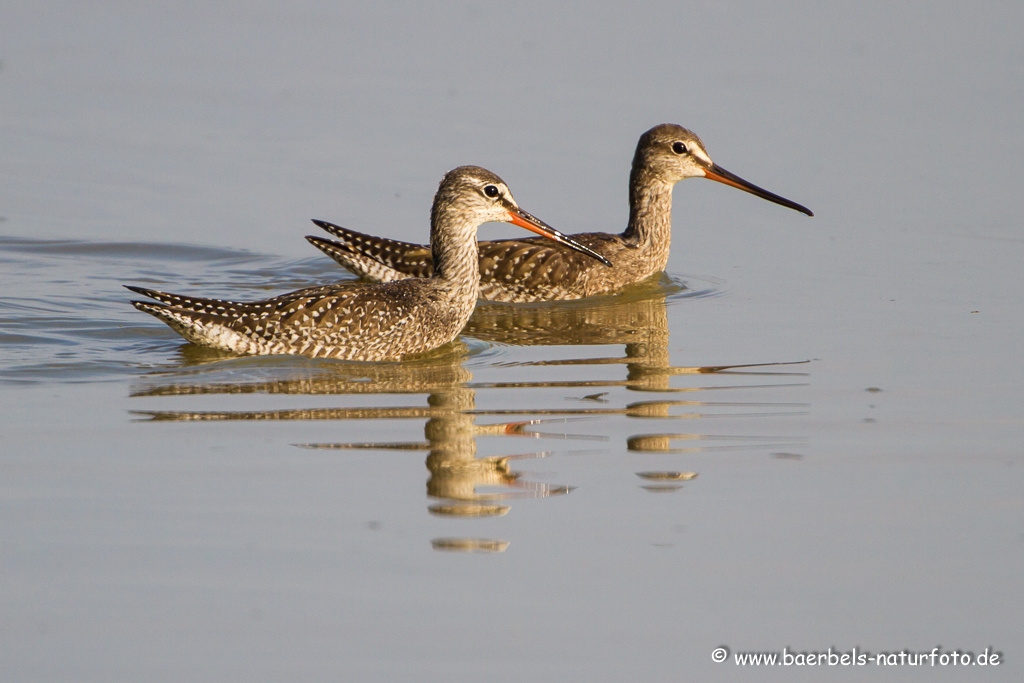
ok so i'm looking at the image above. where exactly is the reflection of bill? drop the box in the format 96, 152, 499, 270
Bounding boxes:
421, 382, 574, 508
287, 380, 578, 516
431, 538, 509, 553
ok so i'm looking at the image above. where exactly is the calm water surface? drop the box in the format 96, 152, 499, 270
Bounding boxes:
2, 2, 1023, 681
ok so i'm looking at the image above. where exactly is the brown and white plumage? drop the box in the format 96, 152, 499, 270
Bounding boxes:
128, 166, 609, 361
306, 124, 813, 303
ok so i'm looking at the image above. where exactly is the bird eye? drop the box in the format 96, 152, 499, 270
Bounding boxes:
483, 184, 500, 198
672, 141, 688, 155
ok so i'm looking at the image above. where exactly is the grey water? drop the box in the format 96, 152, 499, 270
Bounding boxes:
2, 2, 1023, 681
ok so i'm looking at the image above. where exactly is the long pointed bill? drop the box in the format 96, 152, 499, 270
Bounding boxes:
507, 208, 613, 267
703, 164, 813, 217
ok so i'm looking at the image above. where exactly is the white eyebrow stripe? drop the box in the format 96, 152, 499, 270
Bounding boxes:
691, 146, 713, 166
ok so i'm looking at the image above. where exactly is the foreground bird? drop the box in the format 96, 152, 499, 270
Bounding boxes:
128, 166, 610, 361
306, 124, 812, 302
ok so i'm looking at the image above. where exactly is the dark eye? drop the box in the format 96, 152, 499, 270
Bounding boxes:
483, 185, 500, 198
672, 141, 688, 155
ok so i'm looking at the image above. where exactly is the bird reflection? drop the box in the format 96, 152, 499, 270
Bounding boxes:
130, 274, 809, 537
295, 379, 579, 516
463, 273, 808, 394
132, 343, 585, 528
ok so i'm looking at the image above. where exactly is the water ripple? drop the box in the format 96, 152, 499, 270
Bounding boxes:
0, 235, 341, 383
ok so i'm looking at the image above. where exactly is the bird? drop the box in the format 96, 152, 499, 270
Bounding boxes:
305, 124, 813, 303
127, 166, 611, 361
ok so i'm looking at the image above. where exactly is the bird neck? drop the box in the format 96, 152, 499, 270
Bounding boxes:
622, 167, 675, 267
430, 216, 481, 305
